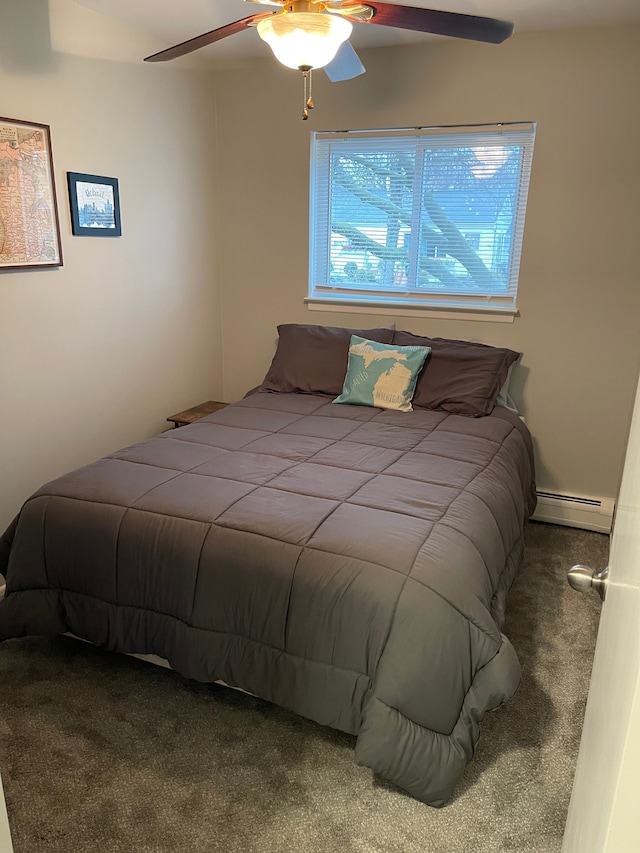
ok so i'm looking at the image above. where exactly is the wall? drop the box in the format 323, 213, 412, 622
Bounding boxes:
1, 14, 638, 533
213, 24, 640, 503
0, 3, 222, 532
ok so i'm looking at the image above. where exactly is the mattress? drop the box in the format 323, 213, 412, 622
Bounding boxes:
0, 390, 536, 805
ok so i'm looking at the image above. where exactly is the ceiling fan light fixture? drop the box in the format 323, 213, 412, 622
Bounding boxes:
257, 12, 353, 71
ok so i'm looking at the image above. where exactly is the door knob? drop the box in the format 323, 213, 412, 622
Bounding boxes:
567, 564, 609, 602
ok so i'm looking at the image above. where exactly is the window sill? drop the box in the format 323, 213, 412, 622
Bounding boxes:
305, 298, 518, 324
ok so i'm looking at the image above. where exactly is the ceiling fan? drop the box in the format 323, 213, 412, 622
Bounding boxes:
144, 1, 514, 118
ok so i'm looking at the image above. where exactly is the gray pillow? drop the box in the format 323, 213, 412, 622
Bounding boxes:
260, 324, 395, 396
392, 331, 520, 417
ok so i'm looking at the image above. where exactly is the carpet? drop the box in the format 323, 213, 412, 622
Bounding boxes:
0, 521, 608, 853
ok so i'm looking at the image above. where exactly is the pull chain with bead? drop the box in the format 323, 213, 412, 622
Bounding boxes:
301, 66, 314, 120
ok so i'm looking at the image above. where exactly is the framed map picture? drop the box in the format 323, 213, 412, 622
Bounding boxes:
0, 117, 63, 270
67, 172, 121, 237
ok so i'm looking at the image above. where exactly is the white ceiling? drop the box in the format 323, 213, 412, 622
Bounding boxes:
71, 0, 640, 64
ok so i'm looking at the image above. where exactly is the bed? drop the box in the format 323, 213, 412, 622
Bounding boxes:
0, 325, 536, 807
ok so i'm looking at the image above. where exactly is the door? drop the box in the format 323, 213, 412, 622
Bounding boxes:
561, 369, 640, 852
0, 772, 12, 853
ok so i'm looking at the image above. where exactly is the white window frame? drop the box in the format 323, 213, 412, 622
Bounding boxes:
307, 123, 536, 322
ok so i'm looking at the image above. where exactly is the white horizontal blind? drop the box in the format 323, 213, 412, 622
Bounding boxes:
309, 123, 536, 312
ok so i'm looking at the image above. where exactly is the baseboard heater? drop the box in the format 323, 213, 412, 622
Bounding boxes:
532, 490, 615, 534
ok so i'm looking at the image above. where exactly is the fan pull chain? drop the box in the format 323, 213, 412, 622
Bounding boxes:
307, 69, 314, 111
301, 68, 314, 121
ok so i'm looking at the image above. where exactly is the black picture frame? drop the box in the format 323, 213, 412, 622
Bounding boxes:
67, 172, 121, 237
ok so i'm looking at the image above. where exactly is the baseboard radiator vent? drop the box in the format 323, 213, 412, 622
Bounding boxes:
532, 490, 615, 534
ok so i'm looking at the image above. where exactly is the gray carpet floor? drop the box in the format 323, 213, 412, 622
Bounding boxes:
0, 521, 608, 853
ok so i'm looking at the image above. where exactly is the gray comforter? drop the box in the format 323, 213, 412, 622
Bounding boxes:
0, 391, 536, 806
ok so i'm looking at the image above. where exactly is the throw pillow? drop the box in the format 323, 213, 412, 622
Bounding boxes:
333, 336, 431, 412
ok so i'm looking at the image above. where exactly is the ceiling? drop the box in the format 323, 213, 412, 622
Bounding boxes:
71, 0, 640, 64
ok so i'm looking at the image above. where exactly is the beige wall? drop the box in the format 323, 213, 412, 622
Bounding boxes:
214, 24, 640, 503
0, 11, 222, 531
1, 15, 639, 536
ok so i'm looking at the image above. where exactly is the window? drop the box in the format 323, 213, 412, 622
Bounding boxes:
308, 123, 535, 317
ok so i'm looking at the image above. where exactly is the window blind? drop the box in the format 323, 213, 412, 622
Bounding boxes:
309, 123, 536, 313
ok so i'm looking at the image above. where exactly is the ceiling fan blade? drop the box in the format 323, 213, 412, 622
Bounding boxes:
341, 1, 514, 44
324, 41, 366, 82
144, 14, 273, 62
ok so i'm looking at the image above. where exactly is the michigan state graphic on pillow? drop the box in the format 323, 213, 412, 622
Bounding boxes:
334, 336, 431, 412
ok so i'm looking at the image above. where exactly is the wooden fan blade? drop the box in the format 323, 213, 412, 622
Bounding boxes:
324, 41, 366, 82
341, 1, 514, 44
144, 14, 273, 62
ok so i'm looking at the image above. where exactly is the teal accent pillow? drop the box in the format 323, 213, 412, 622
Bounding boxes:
333, 336, 431, 412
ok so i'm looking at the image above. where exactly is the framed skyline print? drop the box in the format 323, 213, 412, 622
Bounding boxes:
67, 172, 121, 237
0, 116, 63, 270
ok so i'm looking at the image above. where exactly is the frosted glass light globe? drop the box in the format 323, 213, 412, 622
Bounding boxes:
257, 13, 353, 70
